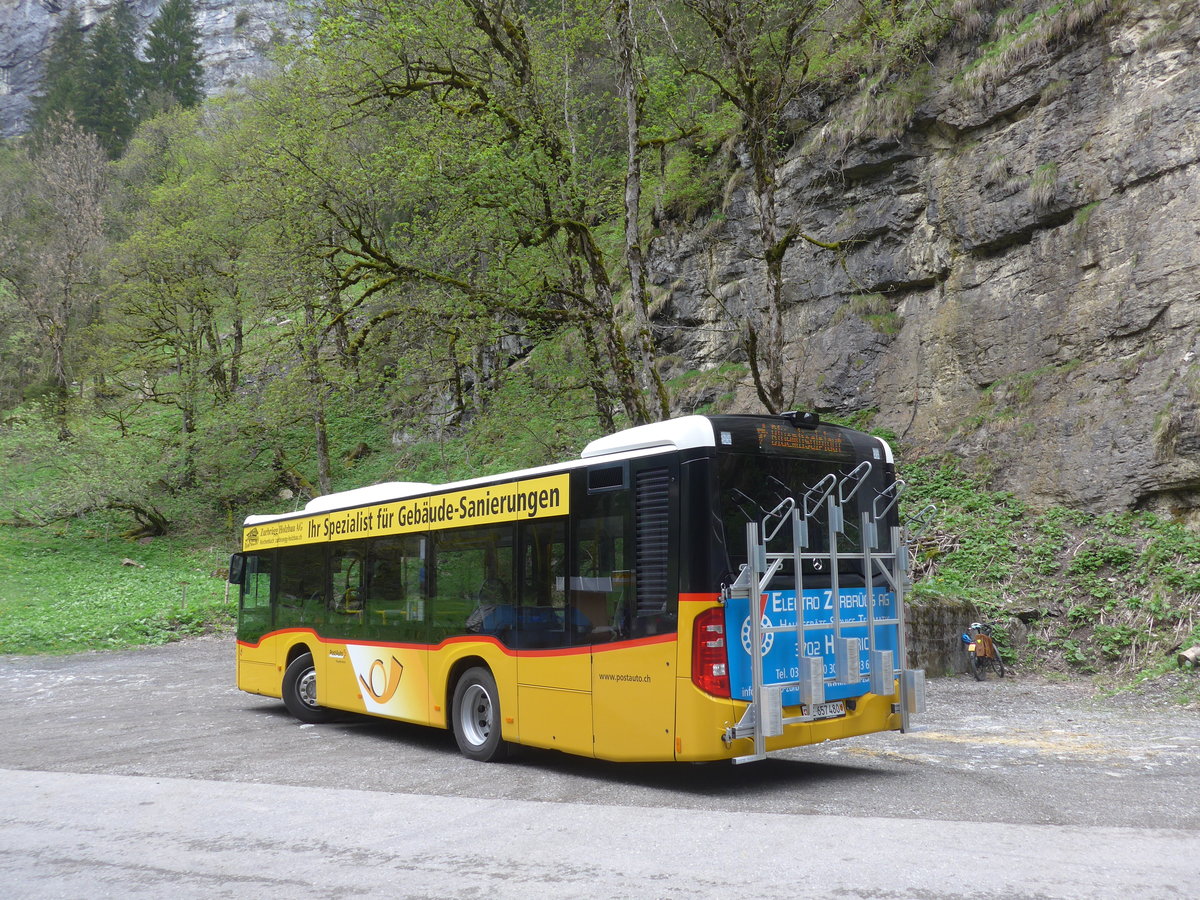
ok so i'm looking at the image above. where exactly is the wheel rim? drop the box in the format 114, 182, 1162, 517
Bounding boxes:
297, 668, 319, 709
459, 683, 492, 748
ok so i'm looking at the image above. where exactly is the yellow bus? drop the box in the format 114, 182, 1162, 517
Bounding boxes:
230, 413, 924, 763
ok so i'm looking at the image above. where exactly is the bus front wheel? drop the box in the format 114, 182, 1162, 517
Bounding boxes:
452, 667, 510, 762
282, 652, 336, 724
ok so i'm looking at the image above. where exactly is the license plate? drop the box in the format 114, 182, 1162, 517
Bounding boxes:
804, 700, 846, 720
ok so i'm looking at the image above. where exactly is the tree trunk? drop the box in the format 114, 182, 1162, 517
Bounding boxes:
749, 134, 786, 415
303, 300, 333, 496
569, 224, 651, 426
617, 0, 669, 422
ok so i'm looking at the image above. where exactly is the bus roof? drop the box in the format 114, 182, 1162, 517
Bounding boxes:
244, 415, 721, 526
242, 413, 892, 527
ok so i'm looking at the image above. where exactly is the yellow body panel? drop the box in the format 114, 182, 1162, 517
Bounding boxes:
591, 638, 676, 761
238, 617, 901, 762
517, 650, 593, 753
236, 640, 280, 698
517, 684, 593, 754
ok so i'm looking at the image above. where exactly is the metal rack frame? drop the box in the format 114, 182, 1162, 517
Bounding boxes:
722, 462, 928, 764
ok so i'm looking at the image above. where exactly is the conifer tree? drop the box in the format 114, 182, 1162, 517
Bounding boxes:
29, 6, 87, 136
144, 0, 205, 111
79, 1, 141, 158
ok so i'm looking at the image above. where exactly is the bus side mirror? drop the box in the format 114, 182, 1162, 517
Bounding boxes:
228, 554, 245, 585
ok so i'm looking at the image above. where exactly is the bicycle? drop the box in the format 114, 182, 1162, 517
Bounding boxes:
962, 621, 1006, 680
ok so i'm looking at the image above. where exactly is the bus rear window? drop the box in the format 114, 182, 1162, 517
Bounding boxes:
715, 452, 893, 587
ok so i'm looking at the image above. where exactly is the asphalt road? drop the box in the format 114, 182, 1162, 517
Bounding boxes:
1, 633, 1197, 898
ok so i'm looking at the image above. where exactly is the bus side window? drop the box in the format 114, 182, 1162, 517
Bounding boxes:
517, 520, 569, 648
331, 543, 367, 616
571, 488, 630, 642
241, 554, 272, 609
430, 525, 514, 643
275, 545, 327, 630
366, 535, 426, 639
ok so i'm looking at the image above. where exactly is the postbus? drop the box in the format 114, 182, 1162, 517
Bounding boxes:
230, 412, 924, 763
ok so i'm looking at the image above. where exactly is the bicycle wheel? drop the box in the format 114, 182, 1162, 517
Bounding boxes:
971, 655, 983, 681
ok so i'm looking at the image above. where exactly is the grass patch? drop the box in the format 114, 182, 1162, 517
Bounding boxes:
0, 519, 233, 654
903, 456, 1200, 685
954, 0, 1113, 102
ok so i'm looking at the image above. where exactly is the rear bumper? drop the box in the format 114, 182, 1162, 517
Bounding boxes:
674, 679, 899, 762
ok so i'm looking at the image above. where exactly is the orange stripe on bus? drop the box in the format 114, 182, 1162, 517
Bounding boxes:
238, 628, 676, 656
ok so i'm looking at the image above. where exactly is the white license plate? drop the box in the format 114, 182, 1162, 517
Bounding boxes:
804, 700, 846, 720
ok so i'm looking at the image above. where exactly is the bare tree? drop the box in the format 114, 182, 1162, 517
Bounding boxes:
677, 0, 838, 414
0, 117, 108, 428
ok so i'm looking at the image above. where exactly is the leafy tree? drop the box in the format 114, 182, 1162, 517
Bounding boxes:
3, 414, 173, 536
79, 0, 142, 158
28, 6, 88, 136
615, 0, 671, 422
143, 0, 205, 112
0, 146, 39, 411
109, 107, 250, 483
309, 0, 667, 427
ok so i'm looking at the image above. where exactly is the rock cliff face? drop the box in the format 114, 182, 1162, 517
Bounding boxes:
650, 2, 1200, 521
0, 0, 296, 137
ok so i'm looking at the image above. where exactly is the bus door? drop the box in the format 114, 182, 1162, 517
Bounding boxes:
234, 551, 278, 696
580, 462, 677, 762
513, 520, 594, 755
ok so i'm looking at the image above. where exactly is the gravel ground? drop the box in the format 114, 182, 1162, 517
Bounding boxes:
1, 635, 1197, 899
1, 631, 1197, 829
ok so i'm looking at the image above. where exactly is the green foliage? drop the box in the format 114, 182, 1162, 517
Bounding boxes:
955, 0, 1113, 101
29, 7, 88, 136
903, 456, 1200, 680
1029, 161, 1059, 212
143, 0, 205, 111
29, 1, 206, 156
78, 0, 142, 158
660, 148, 725, 222
1067, 539, 1136, 575
665, 362, 747, 415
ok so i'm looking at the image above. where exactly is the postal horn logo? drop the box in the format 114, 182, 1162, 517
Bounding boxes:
359, 655, 404, 703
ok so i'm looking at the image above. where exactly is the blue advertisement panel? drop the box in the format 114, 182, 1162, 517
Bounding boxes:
724, 587, 898, 705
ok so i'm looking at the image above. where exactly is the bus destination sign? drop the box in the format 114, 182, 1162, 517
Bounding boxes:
756, 422, 846, 456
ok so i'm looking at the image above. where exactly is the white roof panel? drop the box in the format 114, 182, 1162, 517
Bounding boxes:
581, 415, 715, 458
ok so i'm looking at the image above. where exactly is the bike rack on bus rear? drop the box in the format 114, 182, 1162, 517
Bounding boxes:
722, 462, 928, 764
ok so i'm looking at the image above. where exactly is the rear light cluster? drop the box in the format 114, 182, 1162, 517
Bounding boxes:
692, 606, 730, 698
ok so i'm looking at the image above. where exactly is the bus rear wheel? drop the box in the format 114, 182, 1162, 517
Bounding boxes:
452, 667, 509, 762
282, 652, 336, 724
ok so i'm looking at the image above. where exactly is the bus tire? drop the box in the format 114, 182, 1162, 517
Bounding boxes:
452, 667, 509, 762
282, 652, 336, 724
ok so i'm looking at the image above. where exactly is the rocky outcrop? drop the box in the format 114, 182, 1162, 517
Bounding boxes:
650, 2, 1200, 521
0, 0, 297, 137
